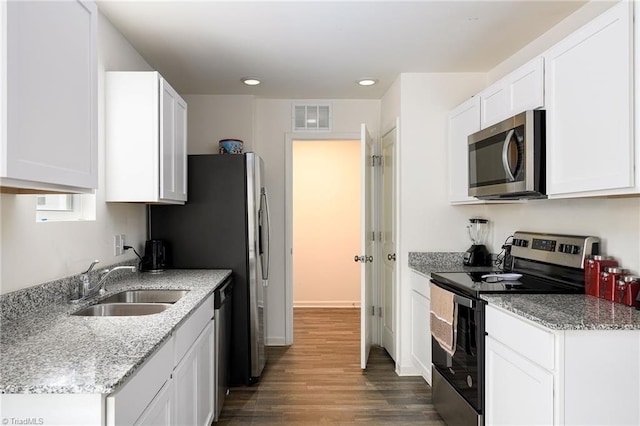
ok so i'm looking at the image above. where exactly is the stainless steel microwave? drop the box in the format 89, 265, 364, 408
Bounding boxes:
468, 110, 546, 200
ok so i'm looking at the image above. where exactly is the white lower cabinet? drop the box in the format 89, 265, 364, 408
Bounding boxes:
485, 335, 553, 426
485, 304, 640, 426
409, 270, 431, 384
174, 321, 215, 426
135, 380, 174, 426
107, 294, 215, 426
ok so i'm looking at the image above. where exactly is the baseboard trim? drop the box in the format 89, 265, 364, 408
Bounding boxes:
293, 301, 361, 308
396, 363, 421, 377
266, 337, 287, 346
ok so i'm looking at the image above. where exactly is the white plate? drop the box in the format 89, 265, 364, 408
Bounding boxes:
481, 273, 523, 281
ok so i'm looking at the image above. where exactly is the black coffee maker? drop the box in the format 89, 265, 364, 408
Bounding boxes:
463, 218, 492, 267
140, 239, 168, 272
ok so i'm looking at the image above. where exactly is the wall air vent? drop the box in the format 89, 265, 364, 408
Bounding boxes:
292, 103, 332, 131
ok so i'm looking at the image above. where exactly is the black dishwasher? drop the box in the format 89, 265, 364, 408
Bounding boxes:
214, 278, 233, 422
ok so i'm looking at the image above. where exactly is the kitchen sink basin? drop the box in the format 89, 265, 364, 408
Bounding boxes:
72, 303, 171, 317
98, 289, 190, 304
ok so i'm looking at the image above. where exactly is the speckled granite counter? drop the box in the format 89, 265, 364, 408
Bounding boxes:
408, 251, 500, 276
0, 269, 231, 394
482, 294, 640, 330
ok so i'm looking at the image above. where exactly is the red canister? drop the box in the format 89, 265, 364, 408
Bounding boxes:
602, 267, 628, 301
616, 275, 640, 307
584, 256, 618, 297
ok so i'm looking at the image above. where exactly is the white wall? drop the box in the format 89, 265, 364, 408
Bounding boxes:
254, 99, 380, 344
182, 95, 254, 154
0, 13, 150, 293
392, 73, 487, 374
293, 140, 361, 307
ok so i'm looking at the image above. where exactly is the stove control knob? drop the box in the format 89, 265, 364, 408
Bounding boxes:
571, 245, 581, 255
558, 244, 566, 253
521, 240, 528, 248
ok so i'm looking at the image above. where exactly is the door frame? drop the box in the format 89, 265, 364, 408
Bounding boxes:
284, 131, 375, 345
379, 119, 400, 361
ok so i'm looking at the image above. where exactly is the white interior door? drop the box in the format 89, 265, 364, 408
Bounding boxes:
360, 124, 374, 369
381, 125, 397, 361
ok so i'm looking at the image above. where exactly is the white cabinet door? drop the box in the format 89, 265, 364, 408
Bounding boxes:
479, 82, 508, 129
508, 56, 544, 115
1, 0, 97, 193
135, 380, 174, 426
106, 71, 187, 204
480, 57, 544, 130
159, 78, 188, 203
196, 321, 215, 426
174, 321, 215, 426
544, 1, 634, 197
174, 343, 198, 426
410, 289, 431, 384
485, 335, 554, 426
448, 96, 482, 204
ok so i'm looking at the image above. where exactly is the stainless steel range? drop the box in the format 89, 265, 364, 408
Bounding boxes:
429, 231, 600, 426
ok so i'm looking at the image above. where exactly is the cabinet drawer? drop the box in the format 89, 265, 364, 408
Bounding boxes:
106, 336, 174, 426
485, 305, 555, 370
410, 270, 430, 298
174, 293, 214, 365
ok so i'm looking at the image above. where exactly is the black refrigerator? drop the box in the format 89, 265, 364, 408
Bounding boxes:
149, 153, 270, 385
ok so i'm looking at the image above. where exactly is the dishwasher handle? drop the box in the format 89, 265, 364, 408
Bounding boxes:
214, 278, 233, 309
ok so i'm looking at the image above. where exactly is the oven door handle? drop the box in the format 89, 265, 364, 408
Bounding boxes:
454, 293, 475, 309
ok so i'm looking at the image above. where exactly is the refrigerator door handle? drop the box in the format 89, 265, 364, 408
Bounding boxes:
259, 188, 270, 282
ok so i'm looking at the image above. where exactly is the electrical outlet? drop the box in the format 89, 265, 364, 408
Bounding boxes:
120, 234, 126, 254
114, 235, 124, 256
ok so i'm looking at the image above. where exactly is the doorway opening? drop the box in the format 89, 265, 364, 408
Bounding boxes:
285, 132, 361, 346
292, 140, 361, 309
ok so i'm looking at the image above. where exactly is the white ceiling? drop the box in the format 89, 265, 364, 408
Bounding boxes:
97, 1, 588, 99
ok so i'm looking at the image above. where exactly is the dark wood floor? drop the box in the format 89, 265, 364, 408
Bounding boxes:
217, 308, 445, 425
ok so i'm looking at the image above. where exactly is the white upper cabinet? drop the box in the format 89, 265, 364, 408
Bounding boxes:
106, 72, 187, 204
544, 1, 634, 197
448, 96, 482, 204
1, 0, 98, 193
480, 57, 544, 129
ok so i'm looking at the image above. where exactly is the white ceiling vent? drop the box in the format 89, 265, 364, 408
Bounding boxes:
292, 103, 332, 131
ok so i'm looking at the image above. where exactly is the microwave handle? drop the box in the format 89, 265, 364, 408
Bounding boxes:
502, 129, 516, 182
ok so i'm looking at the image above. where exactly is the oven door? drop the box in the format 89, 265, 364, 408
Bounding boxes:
430, 283, 484, 415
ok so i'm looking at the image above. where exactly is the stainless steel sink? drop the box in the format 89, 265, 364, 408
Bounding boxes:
98, 289, 190, 304
72, 303, 171, 317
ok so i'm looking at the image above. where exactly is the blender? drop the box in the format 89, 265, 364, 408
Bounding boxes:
463, 218, 492, 266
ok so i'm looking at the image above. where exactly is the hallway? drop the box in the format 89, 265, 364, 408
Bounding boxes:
218, 308, 445, 425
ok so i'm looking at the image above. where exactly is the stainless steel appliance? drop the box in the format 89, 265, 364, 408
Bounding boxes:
150, 153, 270, 385
214, 277, 233, 422
468, 110, 546, 200
430, 231, 600, 426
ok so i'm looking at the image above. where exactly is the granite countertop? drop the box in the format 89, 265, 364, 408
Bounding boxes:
408, 251, 501, 276
483, 294, 640, 331
0, 269, 231, 394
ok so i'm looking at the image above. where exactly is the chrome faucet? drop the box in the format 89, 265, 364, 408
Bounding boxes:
71, 261, 137, 302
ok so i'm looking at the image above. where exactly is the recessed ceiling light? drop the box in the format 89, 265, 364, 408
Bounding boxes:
242, 78, 261, 86
357, 79, 377, 86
